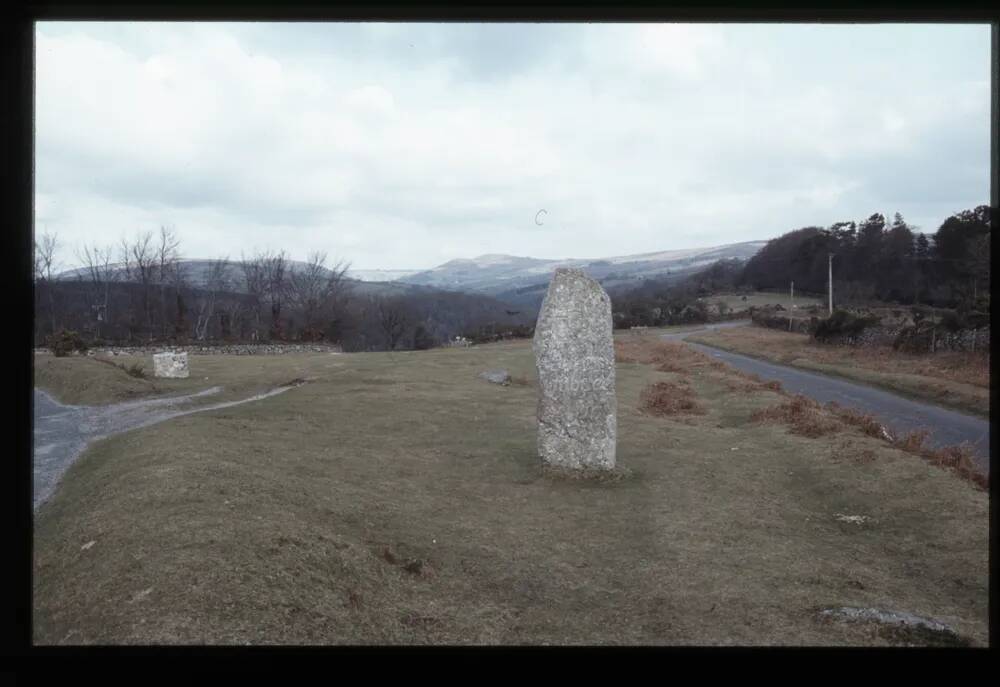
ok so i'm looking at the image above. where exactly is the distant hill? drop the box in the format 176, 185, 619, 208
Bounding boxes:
55, 259, 428, 299
346, 268, 421, 282
52, 258, 532, 338
57, 258, 329, 292
55, 240, 766, 317
398, 241, 767, 297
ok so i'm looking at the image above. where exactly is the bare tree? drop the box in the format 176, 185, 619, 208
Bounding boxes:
170, 259, 190, 338
116, 231, 157, 340
219, 296, 245, 340
195, 257, 230, 340
34, 231, 59, 335
127, 231, 156, 338
34, 232, 58, 282
239, 249, 290, 340
154, 226, 182, 337
288, 251, 353, 340
324, 258, 353, 341
118, 237, 134, 340
288, 251, 328, 339
376, 295, 411, 350
240, 251, 267, 341
118, 237, 132, 280
75, 243, 119, 339
262, 250, 289, 340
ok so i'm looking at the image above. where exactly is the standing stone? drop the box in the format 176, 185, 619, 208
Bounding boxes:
533, 268, 616, 470
153, 351, 190, 378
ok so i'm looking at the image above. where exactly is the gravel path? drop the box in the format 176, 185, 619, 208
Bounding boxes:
665, 321, 990, 474
32, 384, 297, 511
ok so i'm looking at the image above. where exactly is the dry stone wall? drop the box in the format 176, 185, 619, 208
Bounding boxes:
33, 343, 345, 356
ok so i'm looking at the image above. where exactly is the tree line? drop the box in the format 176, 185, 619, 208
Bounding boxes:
741, 206, 991, 310
35, 206, 990, 348
608, 259, 745, 329
33, 228, 531, 352
609, 206, 991, 329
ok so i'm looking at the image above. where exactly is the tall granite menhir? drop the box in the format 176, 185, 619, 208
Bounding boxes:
533, 268, 617, 470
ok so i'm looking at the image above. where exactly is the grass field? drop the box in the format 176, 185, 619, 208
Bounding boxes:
32, 352, 329, 407
32, 337, 988, 645
686, 325, 990, 418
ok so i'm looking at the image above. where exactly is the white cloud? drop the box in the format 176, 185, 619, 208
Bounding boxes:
632, 23, 726, 79
344, 84, 396, 115
34, 22, 991, 270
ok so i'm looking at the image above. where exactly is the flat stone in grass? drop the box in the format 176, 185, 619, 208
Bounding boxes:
533, 267, 617, 470
152, 351, 189, 378
479, 369, 511, 386
818, 607, 969, 646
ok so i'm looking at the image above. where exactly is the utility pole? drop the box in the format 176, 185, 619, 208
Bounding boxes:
828, 254, 834, 316
789, 280, 794, 331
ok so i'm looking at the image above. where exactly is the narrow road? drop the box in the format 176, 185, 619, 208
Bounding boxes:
664, 321, 990, 475
32, 384, 300, 512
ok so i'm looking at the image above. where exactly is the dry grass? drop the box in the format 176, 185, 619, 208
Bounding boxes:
92, 356, 149, 379
725, 369, 784, 394
32, 340, 989, 646
655, 359, 687, 373
34, 355, 165, 404
613, 341, 638, 364
619, 337, 719, 419
628, 331, 986, 496
750, 395, 843, 438
893, 431, 988, 490
833, 440, 878, 465
826, 402, 889, 440
896, 429, 931, 453
924, 445, 987, 490
831, 346, 990, 389
751, 396, 988, 490
687, 326, 989, 417
541, 464, 635, 483
614, 338, 726, 373
640, 380, 706, 418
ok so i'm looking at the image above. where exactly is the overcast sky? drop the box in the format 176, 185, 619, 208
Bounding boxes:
35, 22, 991, 271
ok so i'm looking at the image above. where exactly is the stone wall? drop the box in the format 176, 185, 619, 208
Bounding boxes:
34, 342, 344, 356
843, 324, 990, 353
835, 325, 900, 348
749, 306, 814, 334
748, 305, 989, 353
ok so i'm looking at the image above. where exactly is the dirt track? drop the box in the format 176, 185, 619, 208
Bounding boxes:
32, 384, 298, 510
